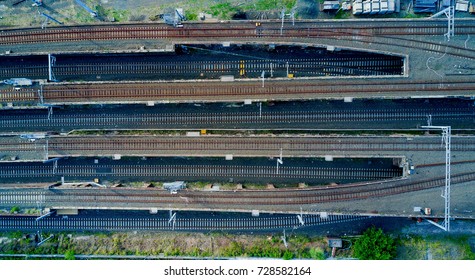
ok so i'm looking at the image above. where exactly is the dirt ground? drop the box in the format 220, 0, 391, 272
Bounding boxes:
0, 0, 302, 27
2, 0, 473, 28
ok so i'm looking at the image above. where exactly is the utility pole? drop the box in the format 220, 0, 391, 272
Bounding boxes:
48, 54, 57, 82
296, 207, 305, 226
281, 230, 288, 248
44, 139, 48, 160
36, 210, 55, 222
430, 1, 455, 41
276, 148, 283, 174
420, 125, 451, 231
43, 158, 60, 175
37, 234, 54, 246
47, 106, 53, 120
168, 210, 177, 230
37, 84, 44, 105
74, 0, 98, 17
280, 9, 285, 36
289, 7, 296, 26
40, 13, 63, 29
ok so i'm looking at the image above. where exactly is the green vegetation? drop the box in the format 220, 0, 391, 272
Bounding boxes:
335, 10, 351, 20
185, 11, 199, 21
247, 0, 297, 11
8, 231, 23, 239
222, 241, 244, 257
164, 247, 183, 257
353, 227, 396, 260
64, 249, 76, 260
95, 5, 129, 22
1, 230, 473, 260
219, 235, 329, 259
403, 13, 426, 19
282, 250, 294, 260
397, 235, 475, 260
0, 232, 331, 260
309, 247, 325, 260
208, 3, 239, 19
10, 206, 20, 214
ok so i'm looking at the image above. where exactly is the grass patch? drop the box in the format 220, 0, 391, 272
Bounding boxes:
403, 13, 426, 19
0, 231, 331, 259
335, 10, 351, 20
207, 3, 239, 20
185, 11, 199, 21
309, 247, 325, 259
1, 225, 473, 260
95, 5, 129, 22
247, 0, 297, 11
396, 234, 475, 260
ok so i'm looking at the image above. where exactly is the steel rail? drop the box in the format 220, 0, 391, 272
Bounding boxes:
0, 107, 472, 133
2, 136, 475, 155
0, 171, 473, 206
0, 56, 403, 80
2, 20, 475, 45
0, 163, 402, 181
0, 214, 372, 231
3, 80, 475, 103
1, 21, 475, 60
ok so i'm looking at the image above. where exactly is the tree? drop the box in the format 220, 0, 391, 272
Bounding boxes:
353, 227, 396, 260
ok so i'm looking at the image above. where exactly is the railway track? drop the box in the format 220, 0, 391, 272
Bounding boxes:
1, 21, 475, 59
0, 214, 371, 231
0, 56, 404, 80
44, 135, 475, 153
1, 20, 475, 45
3, 79, 475, 104
0, 161, 401, 183
0, 105, 472, 132
0, 171, 473, 207
2, 136, 475, 157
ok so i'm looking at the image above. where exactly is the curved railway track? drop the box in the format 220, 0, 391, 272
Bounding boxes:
0, 214, 371, 231
2, 21, 475, 59
0, 171, 473, 207
3, 80, 475, 103
1, 20, 475, 44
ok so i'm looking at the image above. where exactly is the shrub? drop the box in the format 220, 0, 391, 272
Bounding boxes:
353, 227, 396, 260
10, 206, 20, 214
309, 247, 325, 260
64, 249, 76, 260
222, 241, 244, 257
282, 250, 294, 260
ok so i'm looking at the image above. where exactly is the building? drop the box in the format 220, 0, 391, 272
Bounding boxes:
353, 0, 397, 15
323, 1, 341, 11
